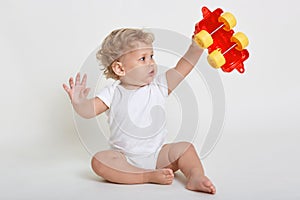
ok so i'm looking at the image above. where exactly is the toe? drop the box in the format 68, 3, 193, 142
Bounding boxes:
203, 184, 213, 193
203, 180, 216, 194
167, 169, 174, 176
211, 186, 216, 194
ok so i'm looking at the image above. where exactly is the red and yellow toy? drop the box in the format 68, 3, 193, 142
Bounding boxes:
194, 6, 249, 73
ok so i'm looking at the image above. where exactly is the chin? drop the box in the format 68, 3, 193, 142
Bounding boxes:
146, 76, 155, 84
139, 74, 156, 86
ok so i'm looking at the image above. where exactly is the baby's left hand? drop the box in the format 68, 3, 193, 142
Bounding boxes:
191, 35, 201, 48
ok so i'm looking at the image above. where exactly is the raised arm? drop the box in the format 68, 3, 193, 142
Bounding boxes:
166, 39, 203, 94
63, 73, 108, 119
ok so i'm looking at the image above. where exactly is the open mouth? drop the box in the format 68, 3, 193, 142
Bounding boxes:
149, 70, 155, 76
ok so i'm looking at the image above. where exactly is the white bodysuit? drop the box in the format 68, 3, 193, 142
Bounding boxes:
96, 73, 168, 169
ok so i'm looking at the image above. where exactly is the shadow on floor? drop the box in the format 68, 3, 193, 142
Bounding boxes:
78, 169, 188, 186
174, 171, 187, 186
78, 170, 107, 183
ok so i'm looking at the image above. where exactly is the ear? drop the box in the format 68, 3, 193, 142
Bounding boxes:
111, 61, 125, 77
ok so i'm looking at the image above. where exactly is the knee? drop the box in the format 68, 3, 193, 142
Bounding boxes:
91, 152, 107, 176
187, 142, 196, 151
177, 142, 195, 152
175, 142, 197, 158
91, 151, 123, 176
168, 142, 195, 161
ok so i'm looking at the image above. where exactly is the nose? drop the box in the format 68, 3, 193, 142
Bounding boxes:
149, 62, 155, 68
149, 58, 155, 66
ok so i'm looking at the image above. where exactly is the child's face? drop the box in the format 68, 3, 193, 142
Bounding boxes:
119, 42, 157, 87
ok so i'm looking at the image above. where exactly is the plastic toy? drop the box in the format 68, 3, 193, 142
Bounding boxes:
194, 6, 249, 73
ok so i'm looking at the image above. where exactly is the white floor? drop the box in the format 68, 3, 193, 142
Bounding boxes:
2, 126, 300, 200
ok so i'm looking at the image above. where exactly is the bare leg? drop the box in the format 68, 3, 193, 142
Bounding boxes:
91, 150, 174, 184
156, 142, 216, 194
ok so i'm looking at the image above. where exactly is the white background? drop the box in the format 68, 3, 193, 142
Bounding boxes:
1, 0, 300, 199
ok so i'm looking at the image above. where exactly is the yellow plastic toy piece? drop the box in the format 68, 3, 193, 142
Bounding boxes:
231, 32, 249, 51
207, 49, 226, 69
194, 30, 213, 49
218, 12, 237, 31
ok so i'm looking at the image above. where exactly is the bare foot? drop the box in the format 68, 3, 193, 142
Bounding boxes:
186, 171, 216, 194
145, 168, 174, 185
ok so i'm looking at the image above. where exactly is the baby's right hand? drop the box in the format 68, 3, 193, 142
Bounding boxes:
62, 73, 90, 105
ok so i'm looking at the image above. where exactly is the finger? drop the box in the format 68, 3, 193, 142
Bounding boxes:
62, 84, 72, 99
69, 77, 74, 88
75, 72, 81, 86
62, 83, 69, 92
81, 73, 87, 87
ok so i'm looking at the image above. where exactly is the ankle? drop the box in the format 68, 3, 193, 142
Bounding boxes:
142, 171, 152, 183
187, 167, 204, 178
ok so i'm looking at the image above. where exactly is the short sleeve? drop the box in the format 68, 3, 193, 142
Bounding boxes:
153, 72, 168, 97
96, 82, 118, 108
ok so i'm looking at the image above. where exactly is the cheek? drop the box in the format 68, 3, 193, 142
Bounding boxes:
128, 66, 147, 76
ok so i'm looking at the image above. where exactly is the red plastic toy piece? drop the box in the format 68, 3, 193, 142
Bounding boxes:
194, 6, 249, 73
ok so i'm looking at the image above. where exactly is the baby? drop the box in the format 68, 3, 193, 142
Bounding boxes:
63, 28, 216, 194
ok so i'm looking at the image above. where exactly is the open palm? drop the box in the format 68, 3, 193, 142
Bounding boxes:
63, 73, 90, 104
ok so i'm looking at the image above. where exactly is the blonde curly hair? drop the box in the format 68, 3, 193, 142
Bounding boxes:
96, 28, 155, 80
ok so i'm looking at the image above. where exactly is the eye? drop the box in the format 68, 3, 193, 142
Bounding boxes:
139, 57, 145, 61
150, 54, 154, 59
